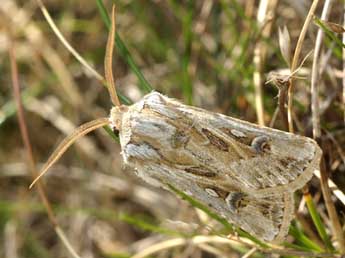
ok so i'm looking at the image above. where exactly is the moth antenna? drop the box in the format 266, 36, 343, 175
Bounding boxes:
105, 5, 121, 107
29, 117, 110, 189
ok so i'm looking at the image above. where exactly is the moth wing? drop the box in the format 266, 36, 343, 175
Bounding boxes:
132, 162, 294, 243
127, 92, 321, 197
115, 92, 319, 242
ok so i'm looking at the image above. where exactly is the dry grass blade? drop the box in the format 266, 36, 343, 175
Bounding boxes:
319, 158, 345, 253
343, 3, 345, 123
105, 5, 121, 107
278, 26, 291, 66
55, 226, 82, 258
131, 236, 236, 258
288, 0, 320, 133
311, 0, 333, 139
310, 0, 345, 253
131, 235, 338, 258
313, 170, 345, 205
241, 247, 257, 258
8, 31, 82, 258
29, 117, 110, 188
8, 31, 56, 225
36, 0, 104, 82
322, 20, 345, 33
253, 0, 279, 126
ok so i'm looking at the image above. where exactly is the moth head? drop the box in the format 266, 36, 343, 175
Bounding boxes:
109, 105, 129, 133
30, 5, 121, 189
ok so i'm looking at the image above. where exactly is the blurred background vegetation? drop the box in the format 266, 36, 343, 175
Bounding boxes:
1, 0, 345, 257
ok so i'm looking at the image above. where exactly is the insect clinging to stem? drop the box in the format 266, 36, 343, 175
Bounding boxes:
30, 5, 321, 243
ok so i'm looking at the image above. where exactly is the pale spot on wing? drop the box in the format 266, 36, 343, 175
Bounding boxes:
205, 188, 219, 197
124, 143, 160, 162
132, 117, 176, 138
230, 129, 247, 138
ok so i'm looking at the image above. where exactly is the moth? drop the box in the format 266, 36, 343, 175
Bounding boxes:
30, 6, 322, 244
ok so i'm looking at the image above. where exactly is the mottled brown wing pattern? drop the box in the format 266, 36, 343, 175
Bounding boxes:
110, 92, 322, 242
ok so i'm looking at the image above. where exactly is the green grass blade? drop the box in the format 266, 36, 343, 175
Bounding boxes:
23, 233, 54, 258
118, 93, 132, 105
304, 193, 335, 251
314, 16, 345, 49
288, 224, 324, 252
119, 213, 188, 237
102, 125, 119, 142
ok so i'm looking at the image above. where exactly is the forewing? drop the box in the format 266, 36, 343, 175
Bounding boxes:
118, 92, 321, 197
114, 92, 320, 242
123, 161, 295, 242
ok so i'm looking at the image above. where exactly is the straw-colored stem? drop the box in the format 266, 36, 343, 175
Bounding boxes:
36, 0, 104, 82
9, 33, 82, 258
288, 0, 319, 133
9, 35, 57, 225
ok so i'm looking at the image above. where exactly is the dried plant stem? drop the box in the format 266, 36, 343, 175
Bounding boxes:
9, 36, 56, 226
36, 0, 104, 82
288, 0, 319, 133
319, 157, 345, 253
253, 0, 278, 126
131, 235, 338, 258
311, 0, 333, 138
343, 3, 345, 123
313, 170, 345, 206
55, 226, 82, 258
241, 247, 257, 258
310, 0, 345, 253
1, 1, 82, 107
284, 0, 345, 252
9, 34, 82, 258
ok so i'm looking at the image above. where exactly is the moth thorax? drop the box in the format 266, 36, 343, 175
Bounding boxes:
109, 105, 128, 132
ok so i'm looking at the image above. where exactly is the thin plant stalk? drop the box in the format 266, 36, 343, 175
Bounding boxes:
288, 0, 319, 133
8, 33, 82, 258
310, 0, 345, 253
